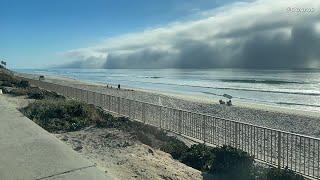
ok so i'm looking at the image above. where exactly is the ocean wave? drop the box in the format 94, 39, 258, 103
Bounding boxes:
276, 102, 320, 108
145, 76, 162, 79
214, 87, 320, 96
219, 79, 304, 84
201, 91, 320, 108
119, 79, 320, 96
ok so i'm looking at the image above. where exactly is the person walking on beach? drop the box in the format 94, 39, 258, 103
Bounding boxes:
118, 84, 121, 90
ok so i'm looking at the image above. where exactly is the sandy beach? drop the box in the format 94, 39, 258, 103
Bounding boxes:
19, 73, 320, 138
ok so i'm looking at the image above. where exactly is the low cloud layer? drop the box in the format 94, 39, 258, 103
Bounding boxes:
61, 0, 320, 69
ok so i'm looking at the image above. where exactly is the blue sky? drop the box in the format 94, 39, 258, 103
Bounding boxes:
0, 0, 237, 68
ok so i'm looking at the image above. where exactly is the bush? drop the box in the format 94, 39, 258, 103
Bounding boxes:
210, 145, 254, 179
0, 72, 20, 86
16, 80, 30, 88
27, 91, 45, 99
160, 137, 189, 159
263, 167, 304, 180
21, 99, 104, 132
180, 144, 214, 171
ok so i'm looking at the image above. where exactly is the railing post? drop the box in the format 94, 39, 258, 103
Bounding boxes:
81, 89, 84, 102
72, 87, 75, 99
159, 106, 162, 129
86, 90, 89, 103
142, 103, 146, 123
93, 92, 96, 105
117, 97, 120, 114
178, 110, 182, 135
235, 122, 239, 148
65, 86, 68, 97
108, 95, 111, 111
202, 115, 206, 144
129, 100, 131, 118
67, 87, 70, 97
278, 131, 282, 168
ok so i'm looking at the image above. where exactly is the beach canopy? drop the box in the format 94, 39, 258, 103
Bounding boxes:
223, 94, 233, 99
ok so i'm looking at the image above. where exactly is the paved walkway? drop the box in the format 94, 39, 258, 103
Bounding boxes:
0, 95, 113, 180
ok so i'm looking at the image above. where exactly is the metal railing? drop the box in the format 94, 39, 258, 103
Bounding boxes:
26, 78, 320, 179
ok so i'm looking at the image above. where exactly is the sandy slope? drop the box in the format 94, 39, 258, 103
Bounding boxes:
55, 128, 203, 180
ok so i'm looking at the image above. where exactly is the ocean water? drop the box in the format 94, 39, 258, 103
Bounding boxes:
16, 68, 320, 112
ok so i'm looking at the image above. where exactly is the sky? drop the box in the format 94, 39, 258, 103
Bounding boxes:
1, 0, 320, 69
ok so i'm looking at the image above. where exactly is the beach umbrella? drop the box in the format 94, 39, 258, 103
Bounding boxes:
223, 94, 233, 99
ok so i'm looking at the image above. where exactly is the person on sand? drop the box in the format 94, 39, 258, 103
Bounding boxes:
219, 99, 225, 104
118, 84, 121, 89
227, 100, 232, 106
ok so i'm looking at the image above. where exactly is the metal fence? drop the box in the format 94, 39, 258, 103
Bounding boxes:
26, 78, 320, 179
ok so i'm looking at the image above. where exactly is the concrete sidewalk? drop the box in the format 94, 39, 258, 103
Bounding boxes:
0, 95, 113, 180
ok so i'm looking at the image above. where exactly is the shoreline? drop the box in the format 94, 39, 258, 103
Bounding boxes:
18, 72, 320, 138
18, 72, 320, 118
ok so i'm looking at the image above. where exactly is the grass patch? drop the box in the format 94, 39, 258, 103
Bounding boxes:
21, 99, 104, 132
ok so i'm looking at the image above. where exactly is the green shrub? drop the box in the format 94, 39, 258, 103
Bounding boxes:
0, 72, 19, 86
180, 144, 214, 171
160, 137, 188, 159
210, 145, 254, 179
21, 99, 104, 132
16, 80, 30, 88
27, 91, 45, 99
1, 80, 14, 87
263, 167, 304, 180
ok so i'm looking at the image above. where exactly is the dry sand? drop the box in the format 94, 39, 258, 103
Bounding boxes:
19, 73, 320, 138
